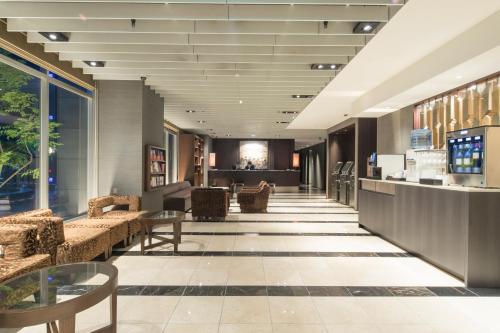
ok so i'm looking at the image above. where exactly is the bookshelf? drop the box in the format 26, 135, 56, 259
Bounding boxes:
145, 144, 167, 191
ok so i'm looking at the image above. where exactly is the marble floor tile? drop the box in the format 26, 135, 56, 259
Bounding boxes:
219, 324, 273, 333
272, 324, 328, 333
221, 296, 271, 324
269, 297, 322, 324
163, 323, 219, 333
169, 297, 224, 324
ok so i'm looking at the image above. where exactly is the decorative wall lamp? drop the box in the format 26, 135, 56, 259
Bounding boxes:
292, 153, 300, 169
209, 153, 216, 169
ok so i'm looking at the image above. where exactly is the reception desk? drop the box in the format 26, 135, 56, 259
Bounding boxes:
359, 178, 500, 287
208, 170, 300, 188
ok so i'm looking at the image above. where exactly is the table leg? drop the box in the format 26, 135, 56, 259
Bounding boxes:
174, 221, 181, 253
148, 225, 153, 246
58, 315, 75, 333
110, 289, 117, 333
140, 223, 146, 255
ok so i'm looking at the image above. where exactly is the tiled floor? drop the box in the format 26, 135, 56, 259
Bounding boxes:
16, 189, 500, 333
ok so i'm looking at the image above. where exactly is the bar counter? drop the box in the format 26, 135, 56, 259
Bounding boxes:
208, 169, 300, 187
359, 178, 500, 287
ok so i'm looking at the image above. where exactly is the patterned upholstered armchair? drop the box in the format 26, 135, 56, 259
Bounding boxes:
237, 183, 271, 213
240, 181, 267, 193
191, 188, 230, 221
0, 224, 51, 283
88, 195, 147, 240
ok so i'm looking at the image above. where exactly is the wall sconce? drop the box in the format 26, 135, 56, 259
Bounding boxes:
292, 153, 300, 168
209, 153, 216, 168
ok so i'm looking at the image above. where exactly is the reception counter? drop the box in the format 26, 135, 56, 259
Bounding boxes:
208, 170, 300, 187
359, 178, 500, 287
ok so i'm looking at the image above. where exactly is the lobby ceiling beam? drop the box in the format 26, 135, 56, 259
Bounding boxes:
82, 68, 335, 77
12, 19, 367, 35
4, 0, 403, 4
45, 43, 358, 56
27, 32, 367, 46
0, 3, 389, 21
71, 61, 326, 70
58, 52, 350, 63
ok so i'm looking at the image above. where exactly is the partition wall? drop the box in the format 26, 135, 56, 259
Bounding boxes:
0, 49, 96, 219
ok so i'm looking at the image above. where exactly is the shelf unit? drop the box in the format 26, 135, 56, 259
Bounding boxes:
179, 134, 205, 186
145, 144, 167, 191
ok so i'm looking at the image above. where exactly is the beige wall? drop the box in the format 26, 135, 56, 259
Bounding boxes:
376, 106, 413, 155
98, 80, 164, 211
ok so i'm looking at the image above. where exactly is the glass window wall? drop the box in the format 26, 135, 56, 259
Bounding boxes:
0, 49, 95, 219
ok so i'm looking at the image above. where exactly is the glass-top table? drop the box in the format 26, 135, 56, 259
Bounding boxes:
0, 262, 118, 332
139, 210, 186, 254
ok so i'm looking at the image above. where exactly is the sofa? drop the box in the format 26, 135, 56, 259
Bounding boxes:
87, 195, 147, 243
163, 181, 192, 212
237, 182, 271, 213
191, 188, 230, 221
0, 209, 111, 265
0, 223, 51, 283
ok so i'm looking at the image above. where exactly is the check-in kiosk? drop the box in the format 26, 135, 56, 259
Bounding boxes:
339, 161, 354, 205
331, 162, 344, 202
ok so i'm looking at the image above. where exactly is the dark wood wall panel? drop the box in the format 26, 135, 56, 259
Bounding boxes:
212, 139, 294, 170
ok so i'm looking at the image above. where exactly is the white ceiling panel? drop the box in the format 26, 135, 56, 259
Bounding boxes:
3, 0, 406, 140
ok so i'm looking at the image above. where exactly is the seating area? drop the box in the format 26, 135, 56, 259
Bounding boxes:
0, 195, 147, 283
237, 181, 271, 213
191, 187, 230, 221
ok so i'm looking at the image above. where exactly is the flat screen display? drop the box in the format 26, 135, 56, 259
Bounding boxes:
448, 135, 483, 174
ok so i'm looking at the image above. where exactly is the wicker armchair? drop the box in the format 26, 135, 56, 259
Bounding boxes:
88, 195, 147, 241
237, 183, 271, 213
240, 181, 267, 193
0, 224, 51, 283
191, 188, 230, 221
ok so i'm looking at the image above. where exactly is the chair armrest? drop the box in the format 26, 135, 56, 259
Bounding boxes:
112, 195, 142, 211
88, 196, 114, 217
0, 224, 38, 259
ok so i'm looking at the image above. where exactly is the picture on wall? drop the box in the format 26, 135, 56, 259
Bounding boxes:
239, 141, 268, 169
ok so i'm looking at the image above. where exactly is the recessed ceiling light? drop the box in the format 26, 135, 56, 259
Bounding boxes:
281, 111, 299, 114
84, 60, 105, 67
311, 64, 340, 71
40, 32, 69, 42
353, 22, 379, 34
186, 110, 196, 113
455, 75, 463, 79
226, 134, 231, 137
198, 120, 206, 124
239, 100, 243, 104
251, 134, 256, 137
276, 121, 290, 124
292, 94, 314, 99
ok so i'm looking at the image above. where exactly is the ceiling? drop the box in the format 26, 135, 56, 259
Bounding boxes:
290, 0, 500, 130
0, 0, 406, 147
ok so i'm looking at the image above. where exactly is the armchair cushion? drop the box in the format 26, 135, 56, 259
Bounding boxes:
0, 254, 51, 283
57, 227, 110, 264
0, 224, 38, 259
65, 218, 129, 247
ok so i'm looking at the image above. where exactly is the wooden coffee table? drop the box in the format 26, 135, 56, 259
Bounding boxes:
139, 210, 185, 254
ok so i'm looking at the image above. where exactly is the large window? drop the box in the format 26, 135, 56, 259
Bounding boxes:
165, 129, 178, 184
0, 50, 95, 219
48, 85, 90, 219
0, 62, 41, 216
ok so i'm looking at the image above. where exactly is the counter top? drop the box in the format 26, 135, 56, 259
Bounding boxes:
209, 169, 299, 172
359, 178, 500, 193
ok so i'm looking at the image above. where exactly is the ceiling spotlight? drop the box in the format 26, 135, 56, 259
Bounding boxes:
311, 64, 340, 71
353, 22, 379, 34
281, 111, 298, 114
251, 134, 256, 137
186, 110, 196, 113
226, 134, 231, 137
239, 100, 243, 104
84, 61, 105, 67
39, 32, 69, 42
197, 120, 206, 124
276, 121, 290, 124
292, 94, 314, 99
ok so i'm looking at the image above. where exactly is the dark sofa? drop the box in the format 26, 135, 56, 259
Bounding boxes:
163, 181, 192, 212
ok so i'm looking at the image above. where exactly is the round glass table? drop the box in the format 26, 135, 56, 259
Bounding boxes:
0, 262, 118, 333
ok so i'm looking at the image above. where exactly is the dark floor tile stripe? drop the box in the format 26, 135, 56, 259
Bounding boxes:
229, 212, 358, 215
62, 285, 486, 297
112, 250, 412, 258
184, 220, 358, 223
153, 231, 370, 237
